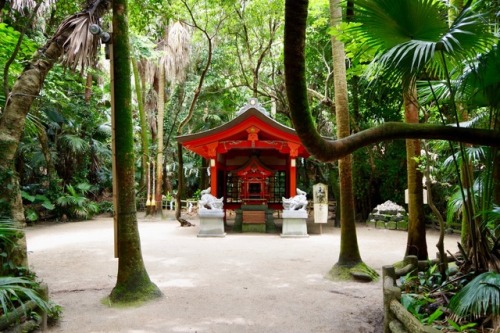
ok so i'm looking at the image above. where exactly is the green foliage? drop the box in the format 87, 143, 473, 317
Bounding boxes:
449, 272, 500, 319
446, 319, 478, 332
0, 218, 22, 276
56, 183, 99, 220
0, 276, 50, 315
0, 22, 38, 97
329, 21, 375, 78
0, 218, 60, 325
192, 188, 201, 200
351, 0, 495, 89
97, 201, 114, 215
21, 191, 55, 222
401, 293, 437, 322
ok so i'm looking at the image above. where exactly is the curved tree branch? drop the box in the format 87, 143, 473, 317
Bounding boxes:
284, 0, 500, 163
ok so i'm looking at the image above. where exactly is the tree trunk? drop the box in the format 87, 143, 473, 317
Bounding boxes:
84, 72, 93, 103
154, 64, 165, 215
423, 141, 447, 280
175, 142, 183, 221
36, 125, 57, 182
404, 84, 427, 260
131, 56, 149, 190
0, 19, 67, 267
109, 0, 161, 304
329, 0, 362, 266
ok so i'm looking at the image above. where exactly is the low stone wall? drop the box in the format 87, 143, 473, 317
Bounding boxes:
366, 200, 408, 231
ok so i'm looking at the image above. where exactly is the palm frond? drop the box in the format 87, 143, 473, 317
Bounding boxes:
90, 138, 111, 159
11, 0, 54, 14
351, 0, 495, 89
440, 6, 494, 60
163, 21, 191, 85
449, 272, 500, 319
52, 0, 111, 72
0, 276, 51, 315
59, 134, 89, 153
446, 187, 466, 225
0, 219, 20, 248
457, 43, 500, 110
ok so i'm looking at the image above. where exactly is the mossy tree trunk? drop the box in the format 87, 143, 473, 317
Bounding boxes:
0, 16, 70, 268
131, 56, 149, 190
109, 0, 161, 304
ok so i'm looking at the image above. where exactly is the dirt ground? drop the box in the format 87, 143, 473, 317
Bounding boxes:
25, 212, 460, 333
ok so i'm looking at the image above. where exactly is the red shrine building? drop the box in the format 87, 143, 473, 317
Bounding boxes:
177, 99, 310, 213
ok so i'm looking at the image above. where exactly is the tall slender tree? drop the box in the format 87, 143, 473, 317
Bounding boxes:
326, 0, 377, 280
109, 0, 161, 303
404, 83, 427, 259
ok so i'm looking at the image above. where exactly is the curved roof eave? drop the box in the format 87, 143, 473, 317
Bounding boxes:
176, 108, 298, 144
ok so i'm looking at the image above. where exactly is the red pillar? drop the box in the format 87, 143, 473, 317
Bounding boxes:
207, 142, 219, 196
210, 158, 217, 196
290, 158, 297, 197
288, 143, 300, 197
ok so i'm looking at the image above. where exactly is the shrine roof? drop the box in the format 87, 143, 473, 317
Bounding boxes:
177, 99, 309, 158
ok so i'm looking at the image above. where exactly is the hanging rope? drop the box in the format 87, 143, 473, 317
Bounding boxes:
146, 161, 151, 206
152, 161, 156, 207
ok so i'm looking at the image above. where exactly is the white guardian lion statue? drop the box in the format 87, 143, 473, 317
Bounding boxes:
198, 187, 224, 211
282, 188, 308, 211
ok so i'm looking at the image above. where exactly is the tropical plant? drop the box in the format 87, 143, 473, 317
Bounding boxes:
0, 218, 22, 276
448, 271, 500, 331
56, 183, 99, 220
0, 276, 50, 316
0, 217, 58, 328
20, 191, 55, 223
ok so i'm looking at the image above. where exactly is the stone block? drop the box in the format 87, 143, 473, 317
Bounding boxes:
397, 221, 408, 230
376, 221, 386, 229
391, 215, 404, 222
198, 211, 226, 237
367, 220, 376, 229
242, 223, 266, 233
386, 221, 397, 230
281, 216, 308, 238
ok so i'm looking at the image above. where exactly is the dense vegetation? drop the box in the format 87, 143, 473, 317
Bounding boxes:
0, 0, 498, 331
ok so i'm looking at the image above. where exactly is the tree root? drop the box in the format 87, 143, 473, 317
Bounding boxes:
325, 262, 379, 282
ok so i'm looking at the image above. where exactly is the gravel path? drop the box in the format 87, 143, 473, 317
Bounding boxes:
26, 212, 460, 333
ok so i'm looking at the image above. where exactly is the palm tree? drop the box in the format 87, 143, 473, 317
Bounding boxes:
334, 0, 495, 260
154, 21, 191, 215
283, 0, 499, 269
283, 0, 498, 162
108, 0, 162, 303
325, 0, 377, 281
